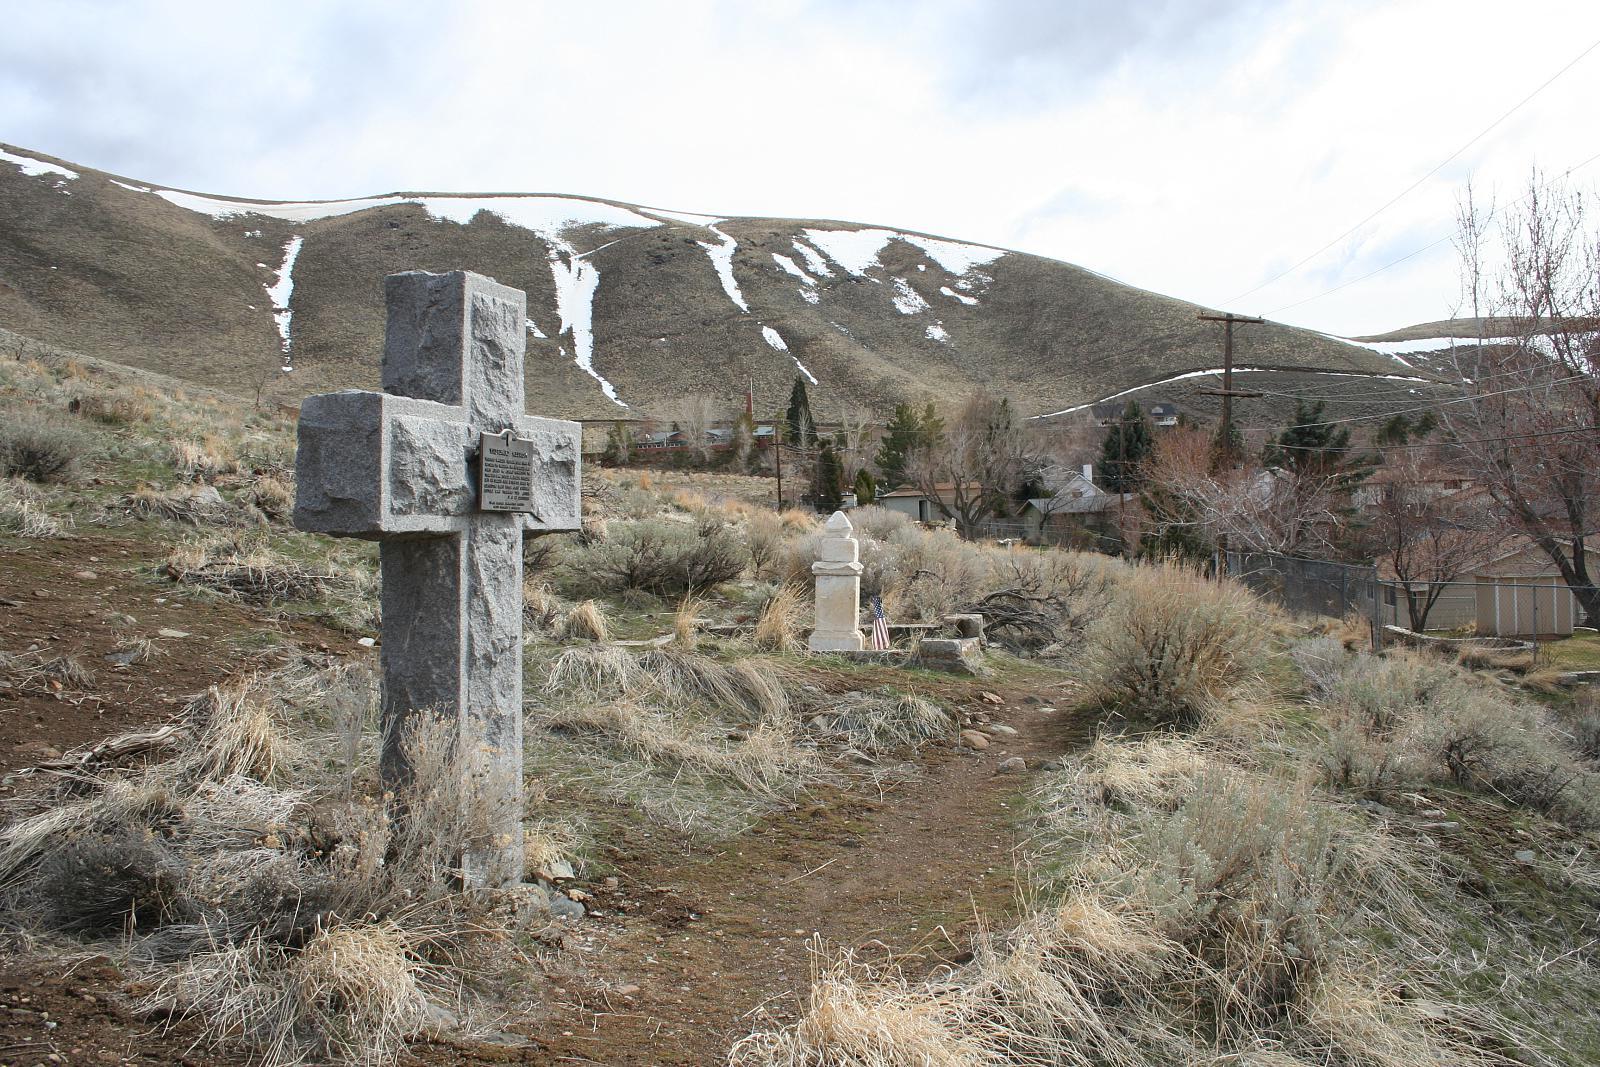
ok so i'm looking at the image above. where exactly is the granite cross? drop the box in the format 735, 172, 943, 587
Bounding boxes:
293, 270, 580, 888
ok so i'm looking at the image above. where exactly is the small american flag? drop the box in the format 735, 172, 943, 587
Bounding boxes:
869, 595, 891, 651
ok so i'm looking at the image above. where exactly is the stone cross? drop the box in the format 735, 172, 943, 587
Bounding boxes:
293, 270, 580, 888
809, 511, 865, 652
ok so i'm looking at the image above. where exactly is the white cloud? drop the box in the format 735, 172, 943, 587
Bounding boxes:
2, 0, 1598, 336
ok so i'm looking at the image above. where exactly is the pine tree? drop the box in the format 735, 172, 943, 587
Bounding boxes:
919, 401, 945, 451
1098, 400, 1154, 493
853, 467, 876, 505
785, 376, 815, 446
874, 402, 922, 488
600, 421, 625, 466
1264, 399, 1371, 481
810, 441, 844, 511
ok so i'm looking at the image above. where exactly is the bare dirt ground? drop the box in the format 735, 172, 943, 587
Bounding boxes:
0, 533, 1089, 1066
529, 679, 1087, 1066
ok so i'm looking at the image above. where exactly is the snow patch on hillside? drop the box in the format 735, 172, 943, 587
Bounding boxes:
926, 322, 950, 342
526, 319, 547, 339
798, 288, 820, 304
550, 246, 627, 408
804, 228, 896, 276
940, 285, 979, 307
772, 253, 815, 285
790, 357, 819, 385
264, 236, 304, 364
792, 240, 834, 278
110, 179, 151, 193
698, 226, 749, 313
1, 149, 77, 194
891, 278, 929, 315
762, 325, 816, 384
639, 205, 725, 226
902, 234, 1004, 275
1033, 367, 1430, 419
0, 149, 78, 183
142, 187, 663, 235
1332, 334, 1477, 357
802, 227, 1006, 279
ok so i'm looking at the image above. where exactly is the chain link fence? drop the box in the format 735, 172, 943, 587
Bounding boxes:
1225, 551, 1386, 649
1226, 551, 1589, 651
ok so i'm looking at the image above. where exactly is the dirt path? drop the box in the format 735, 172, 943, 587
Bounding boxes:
1, 534, 1091, 1064
530, 683, 1089, 1065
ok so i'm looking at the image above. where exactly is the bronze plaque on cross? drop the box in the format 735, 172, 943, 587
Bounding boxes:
478, 430, 539, 513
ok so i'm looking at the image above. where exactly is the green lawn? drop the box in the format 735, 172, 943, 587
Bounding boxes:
1541, 630, 1600, 671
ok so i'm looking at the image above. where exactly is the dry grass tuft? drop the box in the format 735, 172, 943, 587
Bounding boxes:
173, 680, 294, 784
71, 389, 154, 425
555, 599, 610, 643
162, 537, 352, 604
808, 692, 953, 753
673, 594, 703, 649
739, 734, 1508, 1067
0, 477, 71, 537
122, 483, 236, 525
754, 585, 807, 652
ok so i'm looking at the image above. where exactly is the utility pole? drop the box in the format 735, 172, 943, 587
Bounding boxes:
1196, 311, 1265, 468
774, 437, 784, 511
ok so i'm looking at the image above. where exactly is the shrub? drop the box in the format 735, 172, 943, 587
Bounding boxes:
1081, 563, 1267, 730
845, 505, 910, 542
0, 412, 88, 483
1306, 649, 1600, 825
562, 518, 749, 596
237, 473, 294, 523
806, 692, 952, 753
171, 437, 238, 483
745, 511, 788, 579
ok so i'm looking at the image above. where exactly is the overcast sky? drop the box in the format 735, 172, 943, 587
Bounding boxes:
4, 0, 1598, 336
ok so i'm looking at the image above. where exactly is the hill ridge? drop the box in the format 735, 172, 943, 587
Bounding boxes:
0, 141, 1445, 423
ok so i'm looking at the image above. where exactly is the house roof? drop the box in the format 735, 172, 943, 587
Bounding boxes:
1473, 537, 1600, 576
879, 482, 983, 499
1027, 495, 1130, 515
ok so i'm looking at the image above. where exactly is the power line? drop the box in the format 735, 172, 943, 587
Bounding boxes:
1264, 148, 1600, 316
1224, 36, 1600, 307
1261, 423, 1596, 455
1236, 373, 1594, 435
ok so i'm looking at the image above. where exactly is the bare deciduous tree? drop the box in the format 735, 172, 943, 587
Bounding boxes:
1444, 172, 1600, 624
909, 390, 1044, 539
1142, 426, 1353, 558
838, 403, 876, 481
674, 396, 718, 463
1364, 450, 1502, 630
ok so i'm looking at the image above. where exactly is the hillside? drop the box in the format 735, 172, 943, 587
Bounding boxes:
1, 143, 1444, 423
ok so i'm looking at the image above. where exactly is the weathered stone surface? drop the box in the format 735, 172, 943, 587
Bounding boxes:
917, 636, 985, 675
959, 729, 990, 750
943, 613, 985, 641
997, 757, 1027, 774
809, 511, 865, 653
294, 270, 580, 890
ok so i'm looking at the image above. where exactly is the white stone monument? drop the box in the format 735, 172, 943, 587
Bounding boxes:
809, 510, 865, 652
294, 270, 580, 887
